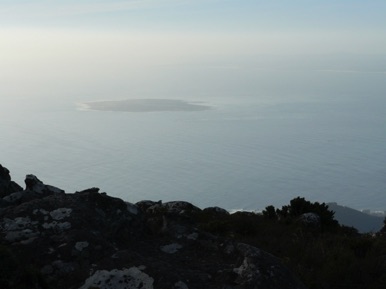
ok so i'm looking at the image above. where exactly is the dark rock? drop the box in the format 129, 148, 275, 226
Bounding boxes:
203, 206, 230, 216
233, 243, 306, 289
147, 201, 202, 215
1, 174, 64, 207
136, 200, 162, 212
75, 187, 101, 194
0, 164, 23, 198
0, 166, 307, 289
25, 174, 65, 195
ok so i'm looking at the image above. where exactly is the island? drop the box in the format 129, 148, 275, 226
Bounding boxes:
80, 99, 211, 112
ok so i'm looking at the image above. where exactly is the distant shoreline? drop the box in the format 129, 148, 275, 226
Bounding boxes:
80, 99, 211, 112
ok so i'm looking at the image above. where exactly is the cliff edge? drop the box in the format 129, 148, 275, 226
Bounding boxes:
0, 164, 306, 289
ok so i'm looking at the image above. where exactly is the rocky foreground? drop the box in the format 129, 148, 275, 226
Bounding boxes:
0, 164, 306, 289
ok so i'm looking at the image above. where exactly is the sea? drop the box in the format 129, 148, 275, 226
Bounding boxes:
1, 55, 386, 212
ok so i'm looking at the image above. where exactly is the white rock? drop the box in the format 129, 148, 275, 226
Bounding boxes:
75, 241, 89, 252
33, 209, 49, 215
233, 257, 259, 281
2, 217, 32, 231
50, 208, 72, 220
42, 221, 71, 231
55, 221, 71, 231
78, 267, 154, 289
0, 217, 41, 243
160, 243, 183, 254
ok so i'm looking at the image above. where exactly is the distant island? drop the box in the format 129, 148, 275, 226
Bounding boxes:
80, 98, 212, 112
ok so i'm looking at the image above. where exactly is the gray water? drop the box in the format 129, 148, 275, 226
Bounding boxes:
1, 63, 386, 211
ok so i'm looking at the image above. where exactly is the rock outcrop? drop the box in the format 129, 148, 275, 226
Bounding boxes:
0, 164, 23, 198
0, 164, 306, 289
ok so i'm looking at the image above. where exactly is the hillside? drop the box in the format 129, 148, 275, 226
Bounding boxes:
328, 202, 384, 233
1, 164, 386, 289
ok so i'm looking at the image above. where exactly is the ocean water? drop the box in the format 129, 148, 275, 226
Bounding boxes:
1, 63, 386, 211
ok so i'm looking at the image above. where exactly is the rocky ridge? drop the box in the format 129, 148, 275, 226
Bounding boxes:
0, 164, 306, 289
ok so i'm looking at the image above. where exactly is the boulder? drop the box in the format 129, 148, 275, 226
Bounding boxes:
0, 164, 23, 198
203, 206, 230, 216
25, 174, 64, 195
1, 174, 64, 207
146, 201, 202, 215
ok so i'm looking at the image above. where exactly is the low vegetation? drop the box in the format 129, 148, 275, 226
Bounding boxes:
0, 245, 48, 289
198, 197, 386, 289
1, 196, 386, 288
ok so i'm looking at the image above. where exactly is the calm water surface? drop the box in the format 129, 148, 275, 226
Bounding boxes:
1, 68, 386, 211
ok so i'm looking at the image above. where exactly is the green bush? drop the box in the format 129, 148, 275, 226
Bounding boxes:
199, 197, 386, 289
263, 197, 339, 230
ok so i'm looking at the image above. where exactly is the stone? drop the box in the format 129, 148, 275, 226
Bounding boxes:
50, 208, 73, 220
147, 201, 201, 215
126, 202, 140, 215
1, 173, 65, 207
25, 174, 64, 195
0, 164, 23, 198
203, 206, 230, 215
75, 241, 89, 252
3, 191, 24, 203
78, 267, 154, 289
160, 243, 183, 254
42, 221, 72, 231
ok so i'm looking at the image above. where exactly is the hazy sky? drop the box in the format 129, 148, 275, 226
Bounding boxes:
1, 0, 385, 30
1, 0, 386, 101
1, 0, 386, 51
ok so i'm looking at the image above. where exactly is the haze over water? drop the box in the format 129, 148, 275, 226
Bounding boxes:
1, 1, 386, 211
